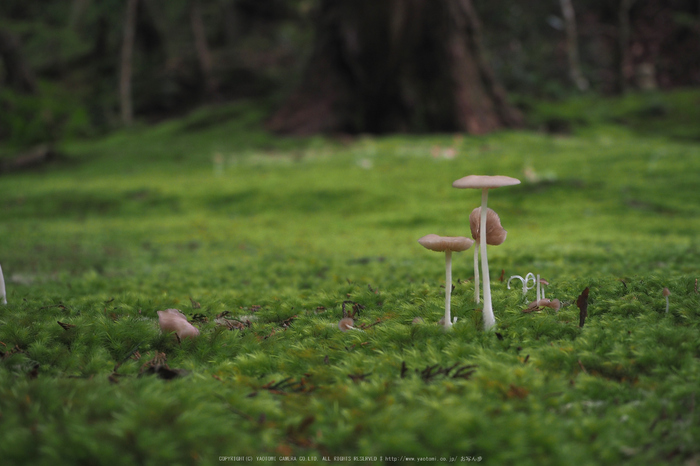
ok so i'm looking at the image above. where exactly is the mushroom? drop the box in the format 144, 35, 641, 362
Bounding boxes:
509, 273, 552, 307
507, 273, 537, 297
523, 298, 561, 313
469, 207, 507, 303
547, 298, 561, 312
662, 287, 670, 313
157, 309, 200, 339
418, 234, 474, 330
0, 263, 6, 305
338, 317, 362, 332
537, 276, 549, 300
453, 175, 520, 330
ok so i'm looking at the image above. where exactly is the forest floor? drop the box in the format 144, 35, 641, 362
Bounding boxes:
1, 90, 700, 465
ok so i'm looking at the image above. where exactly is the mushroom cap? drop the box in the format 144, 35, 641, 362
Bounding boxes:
338, 317, 355, 332
524, 299, 560, 312
662, 287, 671, 297
469, 208, 507, 245
418, 234, 474, 252
547, 299, 561, 311
453, 175, 521, 189
158, 309, 200, 339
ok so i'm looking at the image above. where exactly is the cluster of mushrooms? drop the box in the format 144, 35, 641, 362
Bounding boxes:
418, 175, 520, 331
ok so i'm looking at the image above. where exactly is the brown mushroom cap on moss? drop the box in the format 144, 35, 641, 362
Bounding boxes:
452, 175, 521, 189
418, 234, 474, 330
418, 234, 474, 252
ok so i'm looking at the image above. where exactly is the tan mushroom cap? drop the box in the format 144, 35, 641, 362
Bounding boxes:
418, 234, 474, 253
469, 207, 507, 245
338, 317, 355, 332
453, 175, 521, 189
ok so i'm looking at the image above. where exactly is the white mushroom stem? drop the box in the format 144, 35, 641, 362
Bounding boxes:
445, 250, 453, 329
536, 274, 541, 301
0, 263, 6, 305
473, 245, 480, 303
479, 188, 495, 330
507, 275, 521, 291
525, 273, 536, 295
507, 274, 536, 296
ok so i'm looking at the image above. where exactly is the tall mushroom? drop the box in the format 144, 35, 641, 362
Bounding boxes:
469, 207, 508, 304
418, 234, 474, 330
662, 287, 671, 314
453, 175, 520, 330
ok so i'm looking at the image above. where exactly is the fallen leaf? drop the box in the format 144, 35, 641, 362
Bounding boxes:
507, 384, 529, 399
577, 287, 590, 328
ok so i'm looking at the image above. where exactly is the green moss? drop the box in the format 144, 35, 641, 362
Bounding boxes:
1, 91, 700, 464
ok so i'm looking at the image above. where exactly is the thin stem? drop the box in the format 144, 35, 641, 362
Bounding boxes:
525, 272, 536, 295
480, 189, 495, 330
536, 274, 541, 301
473, 244, 480, 303
445, 250, 452, 329
0, 263, 6, 305
665, 296, 669, 314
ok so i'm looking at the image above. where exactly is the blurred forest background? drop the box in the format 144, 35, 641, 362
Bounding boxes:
1, 0, 699, 149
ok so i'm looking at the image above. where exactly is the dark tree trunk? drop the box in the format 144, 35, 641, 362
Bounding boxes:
615, 0, 636, 93
190, 0, 218, 98
560, 0, 589, 91
0, 29, 37, 94
119, 0, 139, 126
267, 0, 521, 135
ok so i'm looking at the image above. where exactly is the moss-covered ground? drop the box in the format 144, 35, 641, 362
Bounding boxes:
1, 90, 700, 465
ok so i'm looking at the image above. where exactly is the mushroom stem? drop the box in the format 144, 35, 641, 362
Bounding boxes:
0, 263, 6, 305
473, 244, 480, 303
445, 250, 453, 329
525, 273, 536, 295
536, 274, 541, 301
479, 188, 495, 330
507, 275, 522, 291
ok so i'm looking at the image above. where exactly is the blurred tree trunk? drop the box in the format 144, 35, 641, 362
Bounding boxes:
268, 0, 521, 135
616, 0, 636, 93
190, 0, 218, 98
68, 0, 92, 29
560, 0, 588, 91
0, 29, 37, 94
120, 0, 139, 126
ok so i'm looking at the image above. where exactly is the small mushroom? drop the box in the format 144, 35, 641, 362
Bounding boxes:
0, 263, 6, 305
469, 207, 507, 303
338, 317, 362, 332
537, 277, 549, 300
547, 298, 561, 312
418, 234, 474, 330
662, 287, 670, 313
523, 298, 561, 313
507, 273, 537, 296
157, 309, 200, 339
453, 175, 520, 330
